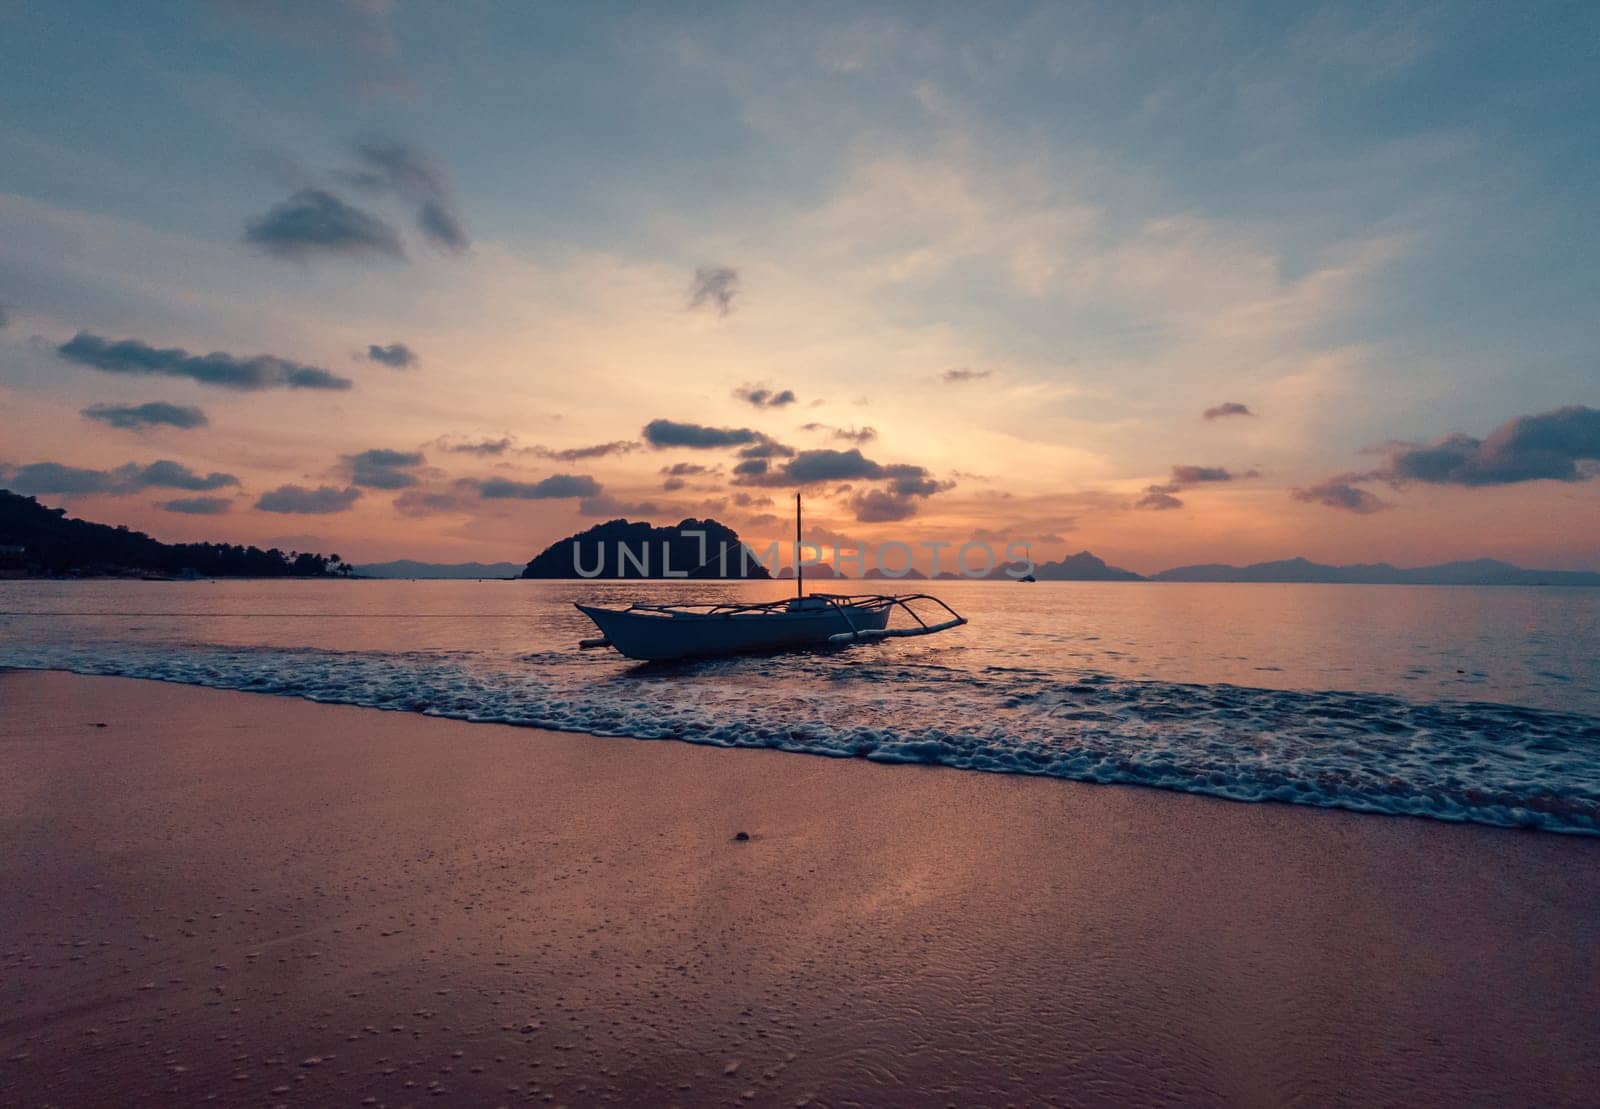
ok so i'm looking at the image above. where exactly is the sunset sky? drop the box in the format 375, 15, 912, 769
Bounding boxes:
2, 2, 1597, 571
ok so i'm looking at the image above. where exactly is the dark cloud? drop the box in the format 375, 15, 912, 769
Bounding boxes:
245, 188, 405, 261
734, 384, 796, 409
660, 462, 713, 477
256, 484, 363, 514
81, 402, 208, 430
1203, 402, 1255, 420
530, 441, 640, 461
393, 482, 478, 518
1135, 490, 1185, 511
642, 419, 762, 449
344, 141, 471, 253
688, 266, 738, 316
346, 448, 425, 489
1291, 405, 1600, 514
436, 436, 515, 455
1, 459, 239, 496
1290, 478, 1387, 514
941, 368, 992, 383
478, 474, 602, 500
366, 342, 416, 368
1, 462, 122, 495
802, 422, 877, 444
161, 496, 233, 515
134, 460, 239, 491
59, 332, 352, 391
737, 438, 795, 460
661, 477, 687, 492
1169, 465, 1242, 484
1381, 406, 1600, 486
850, 489, 920, 522
578, 494, 663, 518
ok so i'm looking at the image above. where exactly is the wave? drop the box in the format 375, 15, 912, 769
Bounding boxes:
4, 641, 1597, 836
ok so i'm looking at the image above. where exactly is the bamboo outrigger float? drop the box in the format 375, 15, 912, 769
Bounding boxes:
576, 495, 968, 661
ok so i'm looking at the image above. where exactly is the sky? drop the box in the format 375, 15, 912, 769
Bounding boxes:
1, 1, 1597, 572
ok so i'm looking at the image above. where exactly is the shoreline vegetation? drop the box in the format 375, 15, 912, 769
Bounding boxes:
5, 490, 1598, 585
3, 670, 1597, 1105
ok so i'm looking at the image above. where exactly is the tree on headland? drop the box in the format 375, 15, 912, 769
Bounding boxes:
0, 490, 340, 577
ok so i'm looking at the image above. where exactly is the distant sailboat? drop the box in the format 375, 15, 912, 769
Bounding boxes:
576, 495, 968, 661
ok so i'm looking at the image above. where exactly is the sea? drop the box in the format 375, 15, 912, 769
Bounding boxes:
3, 578, 1597, 835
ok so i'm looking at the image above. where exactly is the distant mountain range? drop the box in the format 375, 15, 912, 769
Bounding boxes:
1150, 556, 1600, 586
356, 559, 522, 579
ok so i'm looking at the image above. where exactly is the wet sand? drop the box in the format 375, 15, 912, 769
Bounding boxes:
2, 670, 1597, 1107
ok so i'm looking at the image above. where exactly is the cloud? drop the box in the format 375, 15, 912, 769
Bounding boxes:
642, 418, 762, 449
0, 303, 8, 328
345, 448, 425, 489
347, 141, 471, 253
366, 342, 416, 368
478, 474, 602, 499
244, 188, 405, 261
59, 332, 352, 391
1292, 406, 1600, 514
688, 266, 739, 316
1290, 477, 1388, 514
736, 438, 795, 459
850, 488, 920, 522
256, 484, 363, 514
1, 462, 122, 495
802, 422, 877, 444
393, 482, 478, 517
661, 462, 713, 477
1169, 465, 1243, 484
941, 367, 992, 383
1204, 402, 1256, 420
729, 447, 950, 520
161, 496, 233, 515
81, 402, 208, 430
734, 383, 797, 408
1380, 405, 1600, 486
578, 494, 663, 517
1135, 489, 1185, 511
1, 459, 239, 495
529, 441, 640, 461
436, 435, 515, 455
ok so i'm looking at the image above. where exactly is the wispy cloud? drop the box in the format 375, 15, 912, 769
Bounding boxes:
688, 266, 739, 316
941, 367, 992, 383
1203, 402, 1255, 420
59, 333, 352, 390
734, 383, 796, 408
477, 474, 602, 499
244, 188, 404, 261
346, 140, 470, 253
81, 402, 208, 430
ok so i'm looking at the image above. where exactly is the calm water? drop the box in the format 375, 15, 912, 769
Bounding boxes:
3, 579, 1598, 834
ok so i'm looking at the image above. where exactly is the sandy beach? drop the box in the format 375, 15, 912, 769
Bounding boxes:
2, 670, 1597, 1107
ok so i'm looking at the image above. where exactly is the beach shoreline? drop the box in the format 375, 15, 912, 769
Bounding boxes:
3, 670, 1597, 1106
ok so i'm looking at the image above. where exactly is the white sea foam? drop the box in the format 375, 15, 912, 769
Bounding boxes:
4, 639, 1596, 836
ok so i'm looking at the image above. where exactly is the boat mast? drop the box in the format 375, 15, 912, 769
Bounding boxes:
795, 492, 803, 599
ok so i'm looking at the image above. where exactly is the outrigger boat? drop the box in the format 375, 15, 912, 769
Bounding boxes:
576, 496, 967, 662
